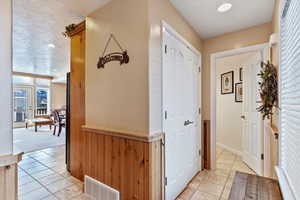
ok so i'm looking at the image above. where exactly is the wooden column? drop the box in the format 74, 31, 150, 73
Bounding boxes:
0, 153, 23, 200
69, 21, 86, 180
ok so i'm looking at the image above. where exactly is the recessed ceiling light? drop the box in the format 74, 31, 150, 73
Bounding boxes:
48, 43, 55, 48
217, 2, 232, 13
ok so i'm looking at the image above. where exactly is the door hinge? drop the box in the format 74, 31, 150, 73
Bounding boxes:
164, 177, 168, 186
198, 108, 201, 115
165, 45, 167, 54
198, 67, 201, 73
199, 149, 201, 156
261, 154, 264, 160
164, 111, 168, 120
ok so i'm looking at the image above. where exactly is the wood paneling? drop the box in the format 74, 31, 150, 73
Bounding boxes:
77, 128, 163, 200
69, 22, 86, 180
229, 172, 282, 200
203, 120, 211, 169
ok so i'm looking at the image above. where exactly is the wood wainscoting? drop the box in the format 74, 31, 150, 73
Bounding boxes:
70, 126, 164, 200
203, 120, 211, 169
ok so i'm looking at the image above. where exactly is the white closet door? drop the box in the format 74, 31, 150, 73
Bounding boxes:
163, 30, 200, 200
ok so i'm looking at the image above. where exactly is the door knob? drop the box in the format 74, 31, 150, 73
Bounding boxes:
241, 115, 246, 119
184, 120, 194, 126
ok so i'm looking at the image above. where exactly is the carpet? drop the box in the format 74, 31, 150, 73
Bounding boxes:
13, 126, 66, 153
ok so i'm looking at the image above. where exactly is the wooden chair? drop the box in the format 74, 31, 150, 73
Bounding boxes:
52, 110, 66, 136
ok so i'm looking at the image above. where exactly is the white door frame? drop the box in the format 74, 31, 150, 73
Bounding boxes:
161, 20, 202, 198
210, 43, 269, 175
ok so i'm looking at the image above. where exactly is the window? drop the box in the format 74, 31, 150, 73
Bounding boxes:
279, 0, 300, 199
35, 88, 50, 115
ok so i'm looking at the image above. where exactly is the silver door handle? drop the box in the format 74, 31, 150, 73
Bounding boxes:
241, 115, 246, 119
184, 120, 194, 126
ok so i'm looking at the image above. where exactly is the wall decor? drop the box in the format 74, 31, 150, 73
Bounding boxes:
239, 67, 243, 81
221, 71, 234, 94
235, 82, 243, 102
97, 34, 130, 69
257, 61, 278, 119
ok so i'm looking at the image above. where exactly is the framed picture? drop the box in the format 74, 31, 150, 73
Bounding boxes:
235, 82, 243, 102
239, 67, 243, 81
221, 71, 234, 94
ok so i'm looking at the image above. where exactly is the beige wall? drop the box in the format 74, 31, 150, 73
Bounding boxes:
216, 52, 258, 153
85, 0, 202, 135
51, 83, 66, 110
202, 22, 273, 120
148, 0, 202, 134
0, 0, 13, 155
85, 0, 149, 134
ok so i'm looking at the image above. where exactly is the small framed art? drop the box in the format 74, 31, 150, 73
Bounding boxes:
235, 82, 243, 102
221, 71, 234, 94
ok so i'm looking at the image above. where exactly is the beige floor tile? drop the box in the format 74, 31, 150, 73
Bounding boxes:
42, 195, 58, 200
21, 187, 51, 200
44, 178, 75, 193
216, 163, 232, 170
207, 168, 230, 178
190, 191, 219, 200
24, 164, 49, 174
18, 169, 29, 178
19, 180, 43, 195
177, 187, 195, 200
197, 182, 224, 196
202, 174, 228, 186
72, 194, 94, 200
38, 173, 65, 186
54, 184, 83, 199
31, 169, 56, 179
19, 175, 35, 186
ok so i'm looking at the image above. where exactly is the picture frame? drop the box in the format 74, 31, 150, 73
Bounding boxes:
235, 82, 243, 102
221, 71, 234, 95
239, 67, 243, 81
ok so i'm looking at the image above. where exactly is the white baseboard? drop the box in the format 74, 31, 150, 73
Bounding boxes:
216, 143, 242, 156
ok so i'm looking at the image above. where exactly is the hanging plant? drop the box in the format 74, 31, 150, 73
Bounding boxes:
62, 24, 76, 37
257, 61, 278, 120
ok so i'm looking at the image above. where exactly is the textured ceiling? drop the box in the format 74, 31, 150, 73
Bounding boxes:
170, 0, 275, 39
13, 0, 84, 77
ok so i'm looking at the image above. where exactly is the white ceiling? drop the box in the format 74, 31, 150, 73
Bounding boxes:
170, 0, 275, 39
13, 0, 110, 78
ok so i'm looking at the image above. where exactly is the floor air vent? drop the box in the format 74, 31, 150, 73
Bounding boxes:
84, 176, 120, 200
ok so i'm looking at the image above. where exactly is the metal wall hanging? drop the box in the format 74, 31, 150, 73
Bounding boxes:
97, 34, 130, 69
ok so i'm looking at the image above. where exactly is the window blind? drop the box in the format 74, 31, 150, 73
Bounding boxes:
280, 0, 300, 199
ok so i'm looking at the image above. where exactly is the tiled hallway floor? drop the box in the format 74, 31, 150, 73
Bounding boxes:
18, 145, 89, 200
177, 146, 255, 200
18, 146, 254, 200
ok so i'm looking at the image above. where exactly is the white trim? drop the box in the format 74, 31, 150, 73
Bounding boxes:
210, 43, 269, 171
275, 167, 297, 200
161, 21, 201, 57
216, 143, 242, 156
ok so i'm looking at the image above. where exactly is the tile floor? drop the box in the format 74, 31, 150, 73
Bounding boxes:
176, 146, 255, 200
18, 145, 254, 200
18, 145, 89, 200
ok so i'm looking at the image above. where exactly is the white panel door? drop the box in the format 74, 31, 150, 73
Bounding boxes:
242, 53, 263, 175
163, 30, 200, 200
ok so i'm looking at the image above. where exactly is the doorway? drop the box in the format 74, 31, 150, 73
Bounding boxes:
162, 22, 201, 200
211, 43, 269, 176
